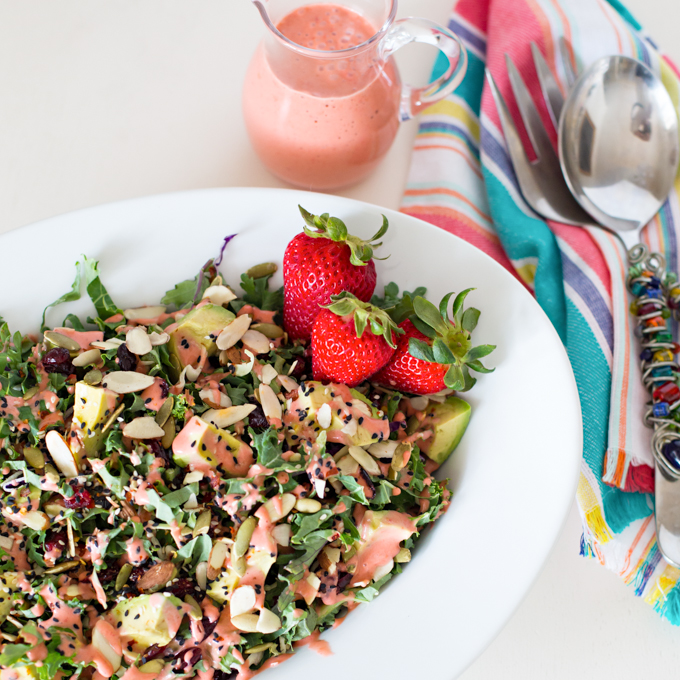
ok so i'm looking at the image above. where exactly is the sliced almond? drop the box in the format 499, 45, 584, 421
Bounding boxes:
271, 524, 291, 547
209, 540, 228, 571
90, 339, 124, 351
72, 349, 101, 368
123, 417, 165, 440
43, 330, 80, 353
260, 364, 278, 386
198, 388, 232, 409
102, 371, 156, 394
336, 454, 359, 476
259, 384, 282, 421
230, 585, 256, 617
314, 478, 326, 500
149, 331, 170, 346
348, 446, 381, 476
216, 315, 252, 351
124, 306, 167, 321
233, 517, 257, 559
203, 285, 237, 306
316, 404, 336, 432
409, 396, 429, 411
0, 536, 13, 551
367, 440, 398, 460
351, 399, 372, 416
183, 470, 204, 485
262, 494, 296, 522
126, 327, 152, 356
295, 498, 321, 514
45, 431, 79, 477
234, 350, 255, 378
373, 559, 394, 582
276, 374, 298, 393
196, 562, 208, 590
20, 511, 50, 532
231, 613, 260, 633
202, 404, 256, 429
256, 608, 281, 635
241, 330, 271, 355
137, 562, 176, 591
184, 493, 199, 510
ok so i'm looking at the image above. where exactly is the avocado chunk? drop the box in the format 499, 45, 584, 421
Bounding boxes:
107, 593, 187, 651
69, 382, 122, 457
168, 304, 235, 378
287, 381, 389, 447
0, 572, 18, 623
348, 510, 417, 586
172, 415, 252, 477
418, 396, 471, 465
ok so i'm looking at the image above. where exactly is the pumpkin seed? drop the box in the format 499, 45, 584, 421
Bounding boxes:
23, 447, 44, 470
193, 510, 212, 537
336, 455, 359, 476
45, 430, 79, 477
126, 327, 152, 356
161, 417, 176, 449
256, 608, 282, 635
251, 323, 284, 339
183, 595, 202, 620
245, 262, 277, 279
262, 493, 296, 522
233, 517, 257, 559
230, 585, 256, 617
202, 285, 237, 306
209, 540, 228, 571
84, 369, 103, 385
259, 384, 282, 421
139, 660, 163, 674
348, 446, 381, 476
195, 562, 208, 590
216, 315, 252, 351
202, 404, 255, 429
155, 396, 174, 427
295, 498, 321, 513
245, 643, 276, 656
102, 371, 156, 394
231, 613, 260, 633
101, 403, 125, 435
242, 330, 271, 355
44, 330, 80, 353
123, 417, 165, 440
23, 386, 39, 401
391, 442, 411, 472
115, 563, 133, 590
124, 305, 166, 321
43, 560, 81, 575
72, 349, 101, 368
232, 554, 246, 577
409, 396, 429, 411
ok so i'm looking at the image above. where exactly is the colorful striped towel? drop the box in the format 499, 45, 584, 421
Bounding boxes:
401, 0, 680, 622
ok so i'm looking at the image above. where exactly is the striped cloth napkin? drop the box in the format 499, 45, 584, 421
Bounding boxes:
401, 0, 680, 622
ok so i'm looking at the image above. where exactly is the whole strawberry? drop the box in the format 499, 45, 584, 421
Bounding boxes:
283, 206, 388, 341
373, 291, 495, 395
312, 293, 400, 387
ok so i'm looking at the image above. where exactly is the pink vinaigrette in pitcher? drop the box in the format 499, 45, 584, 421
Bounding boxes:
243, 4, 401, 189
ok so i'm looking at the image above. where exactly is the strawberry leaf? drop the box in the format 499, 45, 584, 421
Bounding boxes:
461, 307, 481, 332
462, 366, 477, 392
411, 316, 436, 339
444, 364, 465, 390
451, 288, 474, 325
467, 359, 495, 374
438, 292, 455, 320
413, 297, 447, 335
432, 338, 455, 364
466, 344, 496, 361
408, 338, 435, 363
354, 309, 369, 338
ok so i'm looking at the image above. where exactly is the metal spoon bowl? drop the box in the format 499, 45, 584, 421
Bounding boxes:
559, 55, 679, 251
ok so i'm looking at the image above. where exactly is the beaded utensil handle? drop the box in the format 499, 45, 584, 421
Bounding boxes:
627, 245, 680, 478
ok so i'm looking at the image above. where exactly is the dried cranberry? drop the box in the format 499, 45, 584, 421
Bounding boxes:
97, 565, 119, 584
148, 439, 172, 465
63, 485, 94, 509
248, 404, 269, 432
158, 379, 169, 399
336, 571, 353, 593
117, 343, 137, 371
166, 578, 195, 599
140, 643, 167, 665
208, 355, 221, 369
127, 566, 146, 586
174, 647, 202, 672
290, 356, 312, 380
201, 616, 218, 642
325, 442, 345, 455
44, 530, 67, 553
42, 348, 75, 375
213, 671, 237, 680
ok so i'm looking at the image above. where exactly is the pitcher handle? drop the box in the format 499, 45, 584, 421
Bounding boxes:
380, 17, 468, 121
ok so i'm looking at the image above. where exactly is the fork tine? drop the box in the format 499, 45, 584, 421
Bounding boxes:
531, 42, 564, 129
558, 36, 578, 87
504, 53, 555, 162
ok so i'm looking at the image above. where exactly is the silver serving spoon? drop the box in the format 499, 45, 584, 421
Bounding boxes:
559, 55, 680, 566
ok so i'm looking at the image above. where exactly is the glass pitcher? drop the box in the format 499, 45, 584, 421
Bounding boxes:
243, 0, 467, 190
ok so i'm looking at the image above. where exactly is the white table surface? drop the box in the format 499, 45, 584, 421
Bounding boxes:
1, 0, 680, 676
